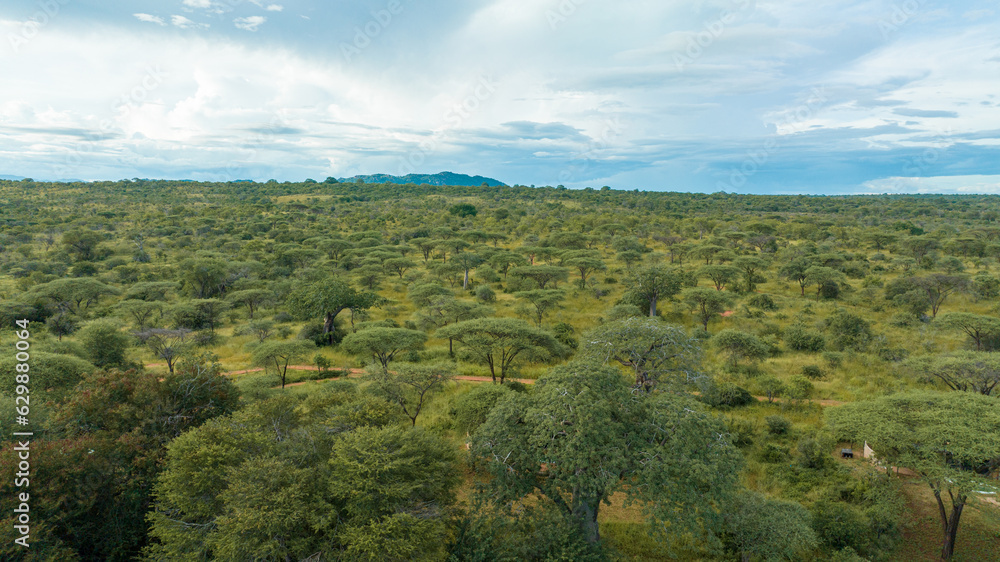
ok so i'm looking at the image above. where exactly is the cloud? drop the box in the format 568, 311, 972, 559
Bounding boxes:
133, 13, 165, 26
248, 0, 283, 11
893, 108, 959, 118
182, 0, 213, 8
171, 15, 208, 29
234, 16, 266, 31
863, 175, 1000, 194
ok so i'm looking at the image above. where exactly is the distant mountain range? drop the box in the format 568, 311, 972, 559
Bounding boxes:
341, 171, 506, 187
0, 171, 508, 187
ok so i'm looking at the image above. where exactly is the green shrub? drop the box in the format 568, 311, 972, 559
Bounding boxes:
475, 284, 496, 303
551, 322, 578, 350
811, 500, 871, 553
784, 324, 826, 352
787, 375, 814, 399
450, 384, 513, 435
725, 417, 759, 447
77, 319, 130, 368
765, 415, 791, 435
825, 311, 872, 352
0, 352, 94, 400
796, 437, 829, 470
801, 364, 824, 379
822, 351, 844, 368
746, 293, 778, 310
700, 381, 755, 408
758, 442, 788, 463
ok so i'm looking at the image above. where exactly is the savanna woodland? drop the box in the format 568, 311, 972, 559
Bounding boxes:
1, 178, 999, 561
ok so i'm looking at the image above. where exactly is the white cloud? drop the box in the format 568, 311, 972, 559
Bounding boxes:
171, 15, 208, 29
234, 16, 266, 32
863, 175, 1000, 194
182, 0, 213, 8
248, 1, 284, 12
133, 13, 165, 26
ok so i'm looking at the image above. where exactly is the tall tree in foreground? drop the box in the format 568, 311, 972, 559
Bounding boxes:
904, 351, 1000, 396
470, 361, 741, 545
825, 391, 1000, 560
723, 491, 818, 562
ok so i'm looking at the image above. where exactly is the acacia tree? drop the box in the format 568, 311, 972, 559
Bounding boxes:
436, 318, 567, 383
509, 265, 570, 289
341, 328, 427, 373
682, 287, 733, 331
514, 289, 565, 327
489, 250, 528, 278
470, 361, 741, 544
804, 266, 846, 299
699, 264, 740, 291
625, 264, 684, 317
779, 257, 813, 296
562, 250, 606, 289
905, 351, 1000, 396
451, 251, 484, 289
134, 328, 192, 375
936, 313, 1000, 351
408, 237, 436, 262
287, 278, 383, 345
226, 288, 272, 319
414, 295, 490, 355
826, 391, 1000, 560
365, 362, 454, 426
912, 274, 969, 317
250, 340, 315, 388
732, 256, 768, 293
579, 316, 703, 392
114, 299, 163, 331
713, 329, 769, 369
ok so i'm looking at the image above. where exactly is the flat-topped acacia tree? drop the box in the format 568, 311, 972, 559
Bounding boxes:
436, 317, 567, 383
341, 328, 427, 373
826, 391, 1000, 560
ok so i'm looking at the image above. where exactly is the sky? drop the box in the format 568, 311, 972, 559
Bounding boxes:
0, 0, 998, 194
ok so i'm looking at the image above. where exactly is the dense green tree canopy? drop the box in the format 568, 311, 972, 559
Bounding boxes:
826, 391, 1000, 560
470, 361, 741, 545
